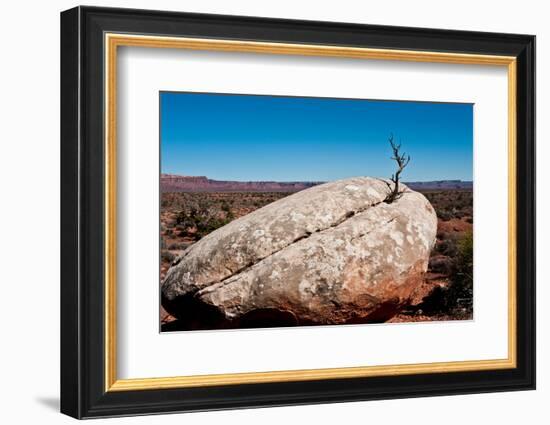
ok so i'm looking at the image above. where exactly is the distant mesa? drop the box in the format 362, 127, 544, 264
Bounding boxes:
404, 180, 473, 190
160, 174, 472, 193
160, 174, 322, 192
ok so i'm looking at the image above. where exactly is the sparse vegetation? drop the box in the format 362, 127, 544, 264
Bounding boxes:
418, 230, 473, 317
451, 231, 474, 310
422, 190, 473, 222
161, 250, 176, 263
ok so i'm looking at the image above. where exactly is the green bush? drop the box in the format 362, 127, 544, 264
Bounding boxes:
449, 231, 473, 309
421, 231, 473, 315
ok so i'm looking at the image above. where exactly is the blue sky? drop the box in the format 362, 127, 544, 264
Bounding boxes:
160, 92, 473, 182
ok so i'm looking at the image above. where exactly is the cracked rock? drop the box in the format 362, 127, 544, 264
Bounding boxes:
161, 177, 437, 328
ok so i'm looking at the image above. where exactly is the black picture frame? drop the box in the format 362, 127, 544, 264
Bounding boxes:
61, 5, 535, 419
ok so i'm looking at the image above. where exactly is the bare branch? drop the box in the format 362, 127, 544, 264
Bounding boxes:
384, 135, 411, 203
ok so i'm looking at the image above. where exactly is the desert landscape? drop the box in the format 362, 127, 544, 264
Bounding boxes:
160, 175, 473, 331
159, 92, 474, 332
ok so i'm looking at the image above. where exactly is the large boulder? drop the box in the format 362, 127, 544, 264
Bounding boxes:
161, 177, 437, 329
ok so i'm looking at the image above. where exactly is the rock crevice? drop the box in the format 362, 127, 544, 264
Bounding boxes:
196, 198, 391, 298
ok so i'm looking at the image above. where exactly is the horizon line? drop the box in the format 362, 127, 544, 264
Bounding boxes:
160, 173, 472, 184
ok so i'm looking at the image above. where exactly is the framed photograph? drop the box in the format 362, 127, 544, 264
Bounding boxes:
60, 6, 535, 419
